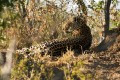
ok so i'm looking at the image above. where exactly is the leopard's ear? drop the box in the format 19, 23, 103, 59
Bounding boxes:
73, 15, 87, 24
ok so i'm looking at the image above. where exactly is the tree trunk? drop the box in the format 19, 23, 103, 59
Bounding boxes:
94, 0, 112, 52
104, 0, 112, 37
0, 38, 16, 80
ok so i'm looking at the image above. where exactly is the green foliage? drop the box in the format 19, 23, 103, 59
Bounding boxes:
0, 0, 16, 11
12, 51, 94, 80
12, 53, 55, 80
111, 10, 120, 28
88, 0, 104, 10
112, 0, 118, 4
0, 7, 19, 48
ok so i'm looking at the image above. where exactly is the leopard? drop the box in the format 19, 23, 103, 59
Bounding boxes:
16, 15, 92, 56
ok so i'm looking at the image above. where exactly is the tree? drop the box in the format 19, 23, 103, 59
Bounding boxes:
94, 0, 120, 51
104, 0, 112, 37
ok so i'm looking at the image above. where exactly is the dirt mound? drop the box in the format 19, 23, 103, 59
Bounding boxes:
108, 35, 120, 52
85, 35, 120, 80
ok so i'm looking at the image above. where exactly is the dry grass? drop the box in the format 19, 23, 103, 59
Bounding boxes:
10, 34, 120, 80
0, 35, 119, 80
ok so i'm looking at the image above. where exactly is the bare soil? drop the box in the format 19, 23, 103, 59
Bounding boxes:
85, 34, 120, 80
